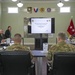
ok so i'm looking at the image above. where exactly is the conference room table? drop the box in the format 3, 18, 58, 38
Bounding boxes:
31, 50, 48, 75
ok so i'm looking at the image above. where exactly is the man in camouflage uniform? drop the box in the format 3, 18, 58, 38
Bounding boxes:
6, 33, 33, 63
6, 33, 30, 51
47, 32, 75, 60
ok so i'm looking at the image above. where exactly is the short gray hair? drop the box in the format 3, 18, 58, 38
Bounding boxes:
57, 32, 66, 40
14, 33, 22, 41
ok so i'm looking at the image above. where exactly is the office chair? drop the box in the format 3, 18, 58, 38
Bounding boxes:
0, 51, 35, 75
51, 52, 75, 75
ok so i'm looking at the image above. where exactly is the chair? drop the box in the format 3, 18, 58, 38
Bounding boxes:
51, 52, 75, 75
0, 51, 35, 75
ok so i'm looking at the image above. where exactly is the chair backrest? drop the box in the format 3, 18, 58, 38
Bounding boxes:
53, 52, 75, 75
0, 51, 31, 75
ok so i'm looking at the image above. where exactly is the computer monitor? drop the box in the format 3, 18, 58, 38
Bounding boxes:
0, 51, 32, 75
28, 17, 55, 34
53, 52, 75, 75
31, 18, 55, 34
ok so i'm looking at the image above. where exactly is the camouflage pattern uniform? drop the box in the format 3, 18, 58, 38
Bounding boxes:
47, 41, 75, 60
6, 43, 30, 51
6, 43, 33, 58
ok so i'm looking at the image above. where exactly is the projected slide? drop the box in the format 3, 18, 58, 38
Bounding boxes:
31, 18, 51, 34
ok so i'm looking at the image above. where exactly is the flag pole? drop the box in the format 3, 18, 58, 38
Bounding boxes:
71, 16, 73, 19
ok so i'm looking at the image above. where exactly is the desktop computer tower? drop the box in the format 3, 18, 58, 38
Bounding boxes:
35, 38, 48, 50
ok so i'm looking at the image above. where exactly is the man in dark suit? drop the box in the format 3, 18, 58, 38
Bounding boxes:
5, 26, 11, 38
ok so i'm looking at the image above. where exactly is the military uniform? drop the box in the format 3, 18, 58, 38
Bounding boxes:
6, 43, 30, 51
47, 41, 75, 60
6, 43, 33, 58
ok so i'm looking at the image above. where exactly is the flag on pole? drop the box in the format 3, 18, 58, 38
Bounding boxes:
67, 19, 75, 36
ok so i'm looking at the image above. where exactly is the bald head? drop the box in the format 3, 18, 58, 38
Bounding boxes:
57, 32, 66, 43
0, 29, 3, 34
0, 29, 2, 33
13, 33, 22, 44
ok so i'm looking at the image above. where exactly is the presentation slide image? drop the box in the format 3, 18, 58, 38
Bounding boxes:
31, 18, 51, 34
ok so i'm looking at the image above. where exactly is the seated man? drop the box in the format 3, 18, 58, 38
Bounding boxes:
0, 29, 5, 43
47, 32, 75, 61
6, 33, 30, 51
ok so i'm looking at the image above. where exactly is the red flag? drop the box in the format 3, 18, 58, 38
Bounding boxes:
67, 19, 75, 36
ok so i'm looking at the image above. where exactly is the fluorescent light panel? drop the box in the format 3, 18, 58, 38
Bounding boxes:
8, 7, 18, 13
12, 0, 17, 2
64, 0, 69, 1
60, 7, 70, 13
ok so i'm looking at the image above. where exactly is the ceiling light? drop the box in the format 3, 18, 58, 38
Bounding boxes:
57, 1, 64, 7
12, 0, 17, 2
17, 1, 23, 7
64, 0, 69, 1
